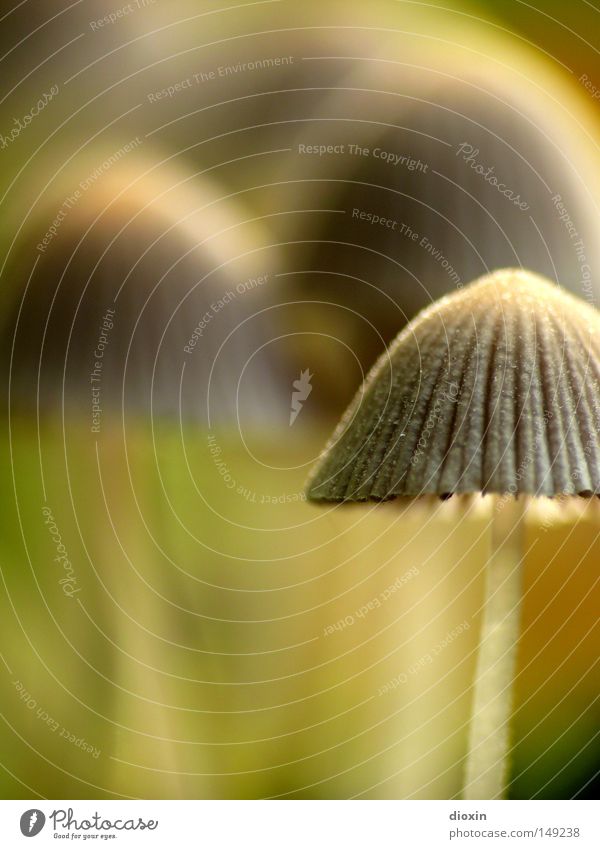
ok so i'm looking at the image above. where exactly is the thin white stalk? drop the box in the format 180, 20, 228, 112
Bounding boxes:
463, 495, 527, 799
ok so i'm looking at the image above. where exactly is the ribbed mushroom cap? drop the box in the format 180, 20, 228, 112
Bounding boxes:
307, 269, 600, 501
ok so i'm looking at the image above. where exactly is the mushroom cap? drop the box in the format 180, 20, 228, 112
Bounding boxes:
307, 269, 600, 501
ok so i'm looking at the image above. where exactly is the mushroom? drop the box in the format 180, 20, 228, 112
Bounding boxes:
306, 268, 600, 799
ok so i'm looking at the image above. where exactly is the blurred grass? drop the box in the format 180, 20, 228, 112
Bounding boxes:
0, 419, 598, 798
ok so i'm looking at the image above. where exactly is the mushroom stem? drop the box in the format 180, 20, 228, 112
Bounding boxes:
463, 495, 527, 799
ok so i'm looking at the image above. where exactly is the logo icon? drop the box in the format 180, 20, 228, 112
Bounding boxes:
20, 810, 45, 837
290, 369, 313, 425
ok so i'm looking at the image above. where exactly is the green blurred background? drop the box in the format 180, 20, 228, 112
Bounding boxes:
0, 0, 599, 799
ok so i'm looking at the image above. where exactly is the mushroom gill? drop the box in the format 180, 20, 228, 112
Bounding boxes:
307, 269, 600, 502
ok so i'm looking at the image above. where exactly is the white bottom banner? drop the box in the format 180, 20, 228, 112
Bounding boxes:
0, 800, 597, 848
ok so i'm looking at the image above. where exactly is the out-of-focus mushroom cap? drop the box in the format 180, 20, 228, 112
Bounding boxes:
307, 269, 600, 501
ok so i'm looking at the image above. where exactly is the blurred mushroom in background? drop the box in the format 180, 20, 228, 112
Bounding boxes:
0, 0, 598, 802
2, 155, 294, 426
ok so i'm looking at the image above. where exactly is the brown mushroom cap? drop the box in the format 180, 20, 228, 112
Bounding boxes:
307, 269, 600, 501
